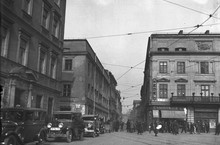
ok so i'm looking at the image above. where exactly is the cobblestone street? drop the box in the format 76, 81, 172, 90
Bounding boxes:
36, 131, 220, 145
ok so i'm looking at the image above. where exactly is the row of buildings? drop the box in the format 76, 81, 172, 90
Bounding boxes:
141, 31, 220, 131
0, 0, 122, 121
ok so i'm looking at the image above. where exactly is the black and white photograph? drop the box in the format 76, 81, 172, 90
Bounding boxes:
1, 0, 220, 145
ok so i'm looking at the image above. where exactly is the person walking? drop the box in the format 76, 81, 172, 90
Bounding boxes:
153, 121, 159, 136
215, 123, 220, 135
126, 119, 131, 133
205, 121, 210, 133
181, 121, 187, 133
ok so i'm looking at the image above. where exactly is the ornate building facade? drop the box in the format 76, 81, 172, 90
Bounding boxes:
0, 0, 66, 118
141, 31, 220, 131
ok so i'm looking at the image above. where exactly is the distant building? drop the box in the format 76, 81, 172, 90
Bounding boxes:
132, 100, 141, 122
141, 31, 220, 130
61, 39, 122, 121
1, 0, 66, 118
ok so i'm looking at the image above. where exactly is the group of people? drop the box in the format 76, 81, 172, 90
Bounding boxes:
124, 119, 220, 137
126, 119, 144, 134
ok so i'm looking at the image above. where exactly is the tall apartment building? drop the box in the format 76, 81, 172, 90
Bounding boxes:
142, 31, 220, 130
0, 0, 66, 117
61, 39, 122, 121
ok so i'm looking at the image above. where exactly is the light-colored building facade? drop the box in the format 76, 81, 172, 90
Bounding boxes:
61, 39, 122, 121
0, 0, 66, 117
142, 31, 220, 130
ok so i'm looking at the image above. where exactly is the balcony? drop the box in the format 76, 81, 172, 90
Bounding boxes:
170, 94, 220, 106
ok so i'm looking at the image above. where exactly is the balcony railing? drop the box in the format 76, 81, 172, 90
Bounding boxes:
170, 95, 220, 105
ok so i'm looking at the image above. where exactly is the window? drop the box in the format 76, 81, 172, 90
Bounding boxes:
36, 95, 43, 108
52, 13, 60, 38
64, 59, 72, 70
159, 61, 167, 73
159, 84, 168, 98
63, 84, 71, 97
39, 49, 46, 74
1, 26, 10, 57
23, 0, 33, 15
177, 84, 185, 96
200, 62, 209, 74
158, 47, 169, 51
177, 62, 185, 74
50, 55, 57, 79
42, 2, 50, 29
201, 85, 210, 96
175, 47, 187, 51
19, 38, 29, 66
54, 0, 60, 6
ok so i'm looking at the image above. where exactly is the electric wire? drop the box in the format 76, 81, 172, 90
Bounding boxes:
162, 0, 220, 20
102, 63, 144, 70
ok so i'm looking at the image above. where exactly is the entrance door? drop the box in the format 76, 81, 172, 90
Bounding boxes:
14, 88, 25, 107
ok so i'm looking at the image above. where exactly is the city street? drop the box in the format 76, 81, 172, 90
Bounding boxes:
38, 131, 220, 145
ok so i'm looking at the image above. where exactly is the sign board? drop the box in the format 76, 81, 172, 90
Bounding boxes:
209, 119, 216, 129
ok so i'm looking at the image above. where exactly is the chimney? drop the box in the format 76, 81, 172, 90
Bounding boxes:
178, 30, 183, 35
205, 30, 210, 34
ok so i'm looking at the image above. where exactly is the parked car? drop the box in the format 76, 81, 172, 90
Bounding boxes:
1, 107, 47, 145
82, 115, 100, 137
46, 111, 84, 143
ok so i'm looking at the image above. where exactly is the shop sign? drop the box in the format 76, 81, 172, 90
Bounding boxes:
209, 119, 216, 129
153, 110, 159, 118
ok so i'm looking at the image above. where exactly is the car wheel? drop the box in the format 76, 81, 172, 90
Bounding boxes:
4, 135, 17, 145
37, 131, 46, 145
92, 132, 96, 138
66, 130, 72, 143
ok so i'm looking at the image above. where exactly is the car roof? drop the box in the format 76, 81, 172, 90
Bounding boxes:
53, 111, 81, 114
82, 115, 98, 117
1, 107, 46, 112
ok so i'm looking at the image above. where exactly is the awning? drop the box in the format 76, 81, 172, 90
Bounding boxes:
161, 110, 186, 119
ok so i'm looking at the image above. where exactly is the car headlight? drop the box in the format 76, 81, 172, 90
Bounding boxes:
58, 123, 63, 128
47, 123, 52, 128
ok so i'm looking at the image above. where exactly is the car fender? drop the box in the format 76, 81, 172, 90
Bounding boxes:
2, 131, 23, 145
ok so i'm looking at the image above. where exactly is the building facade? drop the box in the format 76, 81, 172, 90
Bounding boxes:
142, 31, 220, 130
0, 0, 66, 117
61, 39, 122, 121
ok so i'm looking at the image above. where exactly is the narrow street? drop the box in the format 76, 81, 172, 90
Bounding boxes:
40, 131, 220, 145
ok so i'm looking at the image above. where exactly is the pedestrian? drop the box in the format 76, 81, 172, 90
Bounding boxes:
149, 122, 153, 134
173, 120, 179, 135
205, 121, 210, 133
181, 121, 187, 133
126, 119, 131, 133
215, 123, 220, 135
153, 121, 159, 137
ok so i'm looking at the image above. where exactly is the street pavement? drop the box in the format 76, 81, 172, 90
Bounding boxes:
28, 131, 220, 145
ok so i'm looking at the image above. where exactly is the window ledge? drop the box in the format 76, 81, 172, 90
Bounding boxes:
41, 26, 49, 36
22, 10, 32, 23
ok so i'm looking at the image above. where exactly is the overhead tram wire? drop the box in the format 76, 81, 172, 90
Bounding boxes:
166, 4, 220, 48
162, 0, 220, 20
116, 60, 145, 81
102, 63, 143, 70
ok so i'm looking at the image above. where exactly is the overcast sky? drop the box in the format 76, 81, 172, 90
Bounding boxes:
64, 0, 220, 113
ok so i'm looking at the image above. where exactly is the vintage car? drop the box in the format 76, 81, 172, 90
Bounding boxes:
0, 107, 47, 145
82, 115, 100, 137
46, 111, 84, 143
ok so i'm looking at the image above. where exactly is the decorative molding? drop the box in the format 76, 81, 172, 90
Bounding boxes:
157, 78, 170, 82
196, 41, 212, 50
175, 78, 188, 83
193, 80, 216, 83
